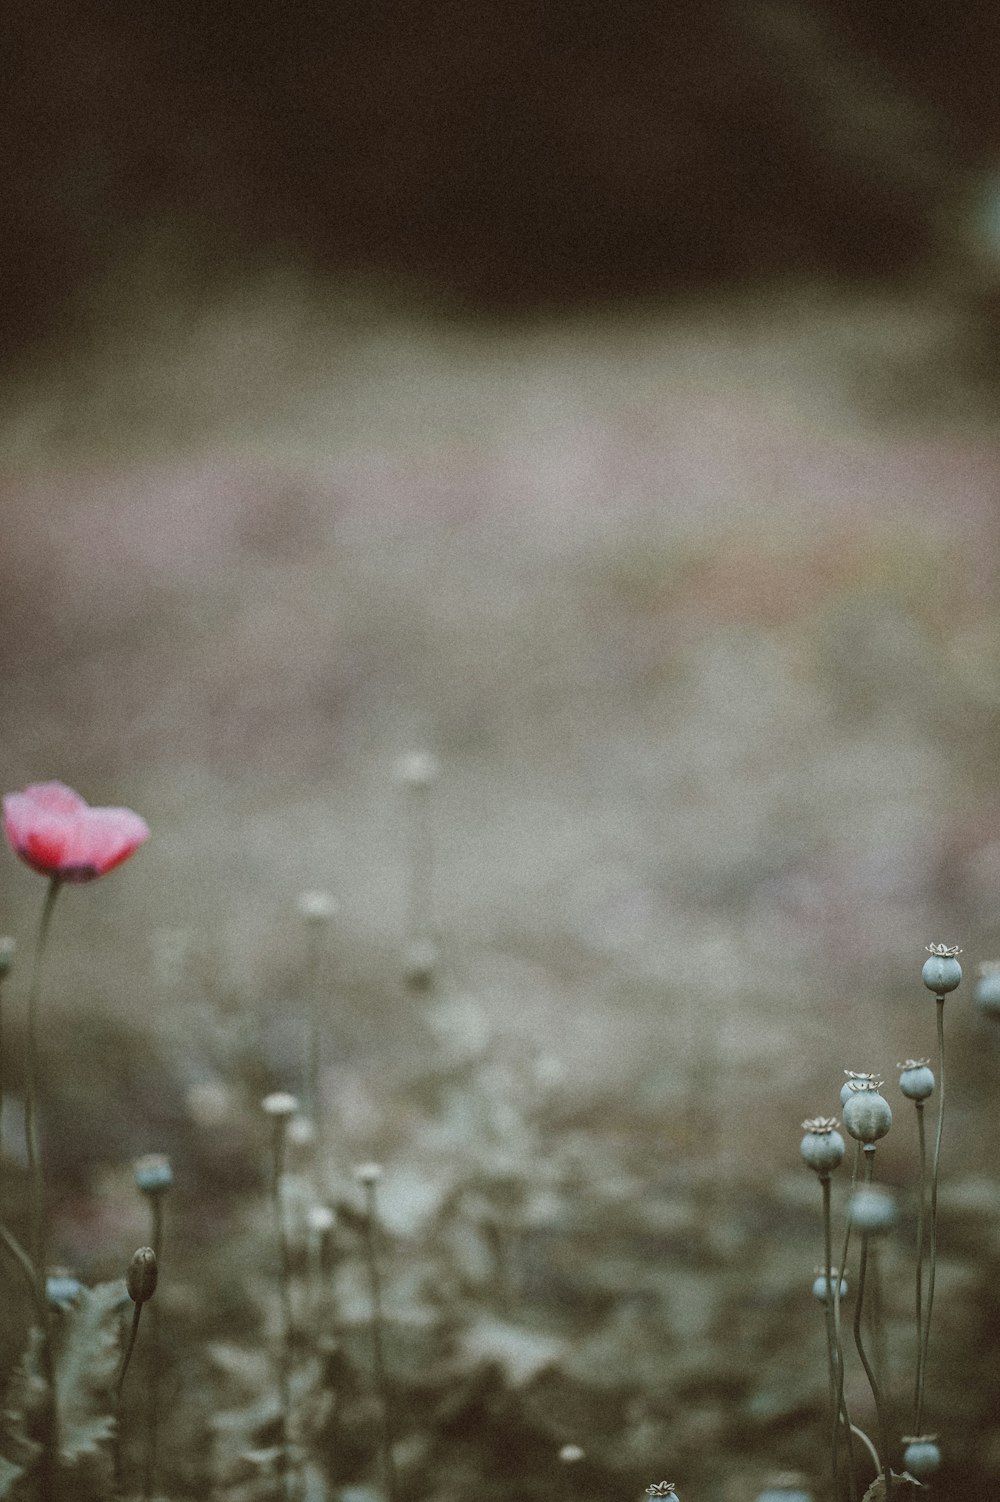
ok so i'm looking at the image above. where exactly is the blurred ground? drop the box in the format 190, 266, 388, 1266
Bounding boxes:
3, 274, 1000, 1091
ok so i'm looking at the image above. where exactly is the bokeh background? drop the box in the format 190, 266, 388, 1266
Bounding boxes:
3, 3, 1000, 1498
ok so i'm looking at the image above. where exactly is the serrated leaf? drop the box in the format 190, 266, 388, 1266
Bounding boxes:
861, 1472, 924, 1499
1, 1328, 45, 1468
55, 1281, 124, 1463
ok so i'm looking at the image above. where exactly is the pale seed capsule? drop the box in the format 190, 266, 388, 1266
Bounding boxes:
898, 1060, 934, 1101
126, 1247, 158, 1304
261, 1091, 300, 1120
134, 1153, 173, 1195
354, 1162, 383, 1186
754, 1474, 813, 1502
902, 1437, 941, 1477
811, 1268, 847, 1303
800, 1117, 845, 1173
848, 1186, 897, 1234
975, 963, 1000, 1020
558, 1445, 584, 1464
840, 1070, 879, 1107
922, 944, 962, 995
843, 1082, 892, 1143
46, 1270, 83, 1309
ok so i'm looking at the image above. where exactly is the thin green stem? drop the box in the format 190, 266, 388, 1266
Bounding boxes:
833, 1140, 861, 1501
849, 1424, 882, 1475
142, 1196, 164, 1502
115, 1303, 143, 1498
362, 1180, 398, 1502
407, 785, 433, 948
912, 1100, 927, 1433
852, 1148, 892, 1496
25, 878, 61, 1282
270, 1125, 295, 1501
821, 1176, 840, 1497
917, 999, 945, 1433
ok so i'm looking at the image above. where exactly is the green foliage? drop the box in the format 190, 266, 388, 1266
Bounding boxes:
55, 1281, 123, 1465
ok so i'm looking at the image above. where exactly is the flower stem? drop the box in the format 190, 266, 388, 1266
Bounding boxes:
916, 998, 945, 1433
25, 877, 61, 1282
361, 1179, 398, 1502
852, 1147, 892, 1496
271, 1121, 295, 1501
115, 1302, 144, 1498
142, 1196, 164, 1502
912, 1099, 927, 1433
821, 1175, 840, 1497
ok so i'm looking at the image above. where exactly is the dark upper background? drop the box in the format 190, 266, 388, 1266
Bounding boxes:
4, 0, 1000, 353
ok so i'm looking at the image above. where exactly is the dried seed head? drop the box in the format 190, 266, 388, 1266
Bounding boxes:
261, 1092, 299, 1120
922, 945, 962, 994
645, 1486, 677, 1498
354, 1162, 383, 1186
898, 1060, 935, 1101
306, 1204, 336, 1234
126, 1247, 158, 1304
287, 1115, 317, 1149
843, 1086, 892, 1143
975, 963, 1000, 1019
559, 1445, 585, 1464
134, 1153, 173, 1195
800, 1119, 846, 1172
297, 890, 339, 923
848, 1185, 897, 1234
840, 1070, 880, 1105
811, 1268, 847, 1302
901, 1437, 941, 1478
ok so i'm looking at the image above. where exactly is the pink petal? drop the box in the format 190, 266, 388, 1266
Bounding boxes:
21, 782, 89, 815
70, 807, 150, 878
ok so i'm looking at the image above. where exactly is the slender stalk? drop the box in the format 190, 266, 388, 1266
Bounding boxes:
912, 1099, 927, 1433
833, 1141, 861, 1501
305, 923, 323, 1130
271, 1122, 295, 1501
852, 1148, 892, 1496
821, 1175, 840, 1497
24, 878, 62, 1281
142, 1196, 164, 1502
361, 1178, 398, 1502
916, 999, 945, 1432
849, 1424, 882, 1475
0, 1220, 59, 1478
115, 1303, 144, 1497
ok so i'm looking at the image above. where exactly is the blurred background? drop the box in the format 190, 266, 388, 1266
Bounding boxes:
3, 2, 1000, 1497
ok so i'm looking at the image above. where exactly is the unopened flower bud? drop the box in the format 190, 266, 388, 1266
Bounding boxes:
126, 1247, 158, 1304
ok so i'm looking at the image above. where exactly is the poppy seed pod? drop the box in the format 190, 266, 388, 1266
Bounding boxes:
134, 1153, 173, 1195
261, 1092, 299, 1120
811, 1268, 847, 1303
754, 1475, 813, 1502
843, 1083, 892, 1143
840, 1070, 880, 1107
848, 1185, 897, 1234
902, 1437, 941, 1478
922, 944, 962, 995
126, 1247, 158, 1304
898, 1060, 935, 1101
800, 1118, 845, 1172
644, 1486, 677, 1499
975, 964, 1000, 1020
354, 1162, 383, 1186
558, 1445, 585, 1464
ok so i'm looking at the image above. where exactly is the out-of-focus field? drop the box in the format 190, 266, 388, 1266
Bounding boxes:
3, 276, 1000, 1497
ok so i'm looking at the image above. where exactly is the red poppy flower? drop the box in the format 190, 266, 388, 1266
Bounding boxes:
2, 781, 149, 882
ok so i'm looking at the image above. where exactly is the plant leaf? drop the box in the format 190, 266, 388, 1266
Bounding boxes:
55, 1281, 125, 1463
